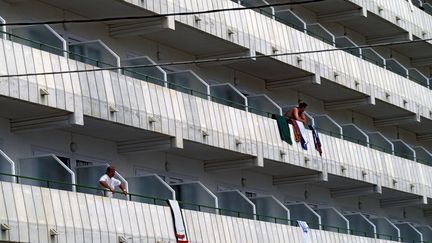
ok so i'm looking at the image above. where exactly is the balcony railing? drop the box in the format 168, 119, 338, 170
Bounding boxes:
227, 2, 432, 90
0, 29, 430, 166
0, 171, 423, 243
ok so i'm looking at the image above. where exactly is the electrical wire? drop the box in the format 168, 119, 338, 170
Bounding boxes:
0, 35, 431, 78
0, 0, 324, 27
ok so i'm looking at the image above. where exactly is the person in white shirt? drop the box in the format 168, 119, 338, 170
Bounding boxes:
99, 166, 128, 198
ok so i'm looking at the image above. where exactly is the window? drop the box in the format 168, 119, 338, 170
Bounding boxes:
57, 156, 71, 168
76, 160, 93, 167
168, 177, 184, 184
245, 191, 257, 198
217, 184, 235, 191
135, 167, 193, 184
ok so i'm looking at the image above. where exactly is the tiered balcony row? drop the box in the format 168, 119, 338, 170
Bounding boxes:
231, 0, 431, 89
352, 0, 432, 40
0, 179, 402, 243
118, 0, 432, 137
0, 151, 428, 242
0, 26, 431, 203
1, 19, 430, 163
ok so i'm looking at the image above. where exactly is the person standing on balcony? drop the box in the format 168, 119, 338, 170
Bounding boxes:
286, 101, 308, 125
99, 165, 128, 198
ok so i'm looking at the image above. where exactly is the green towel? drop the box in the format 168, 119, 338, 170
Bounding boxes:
274, 114, 292, 145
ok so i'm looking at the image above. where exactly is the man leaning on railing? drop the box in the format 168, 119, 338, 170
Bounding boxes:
285, 101, 308, 125
99, 165, 128, 198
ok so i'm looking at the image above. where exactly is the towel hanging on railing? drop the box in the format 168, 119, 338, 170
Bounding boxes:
273, 114, 292, 145
309, 125, 323, 156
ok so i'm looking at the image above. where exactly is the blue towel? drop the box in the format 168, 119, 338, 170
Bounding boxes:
309, 125, 322, 156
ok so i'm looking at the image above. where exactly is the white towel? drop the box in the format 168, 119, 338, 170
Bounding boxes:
168, 200, 188, 242
297, 220, 311, 243
296, 120, 309, 145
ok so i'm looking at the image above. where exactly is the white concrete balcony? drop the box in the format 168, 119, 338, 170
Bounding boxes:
0, 35, 431, 203
1, 149, 426, 241
291, 0, 432, 72
110, 0, 432, 137
0, 147, 429, 241
0, 180, 399, 243
349, 0, 432, 43
5, 1, 431, 139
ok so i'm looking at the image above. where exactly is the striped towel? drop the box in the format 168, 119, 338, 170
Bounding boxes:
292, 120, 308, 150
309, 125, 322, 156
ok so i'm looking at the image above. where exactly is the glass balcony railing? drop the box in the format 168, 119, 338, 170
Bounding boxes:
247, 94, 282, 117
306, 23, 335, 46
210, 83, 248, 111
335, 36, 362, 58
314, 115, 343, 139
251, 196, 290, 224
69, 40, 120, 71
19, 154, 75, 191
409, 68, 429, 87
167, 70, 209, 100
240, 0, 274, 18
368, 132, 394, 154
10, 25, 67, 57
274, 9, 306, 33
123, 56, 167, 87
172, 182, 217, 214
344, 214, 375, 238
386, 59, 409, 78
362, 48, 386, 68
393, 140, 416, 161
342, 124, 369, 147
127, 175, 175, 205
370, 217, 401, 241
414, 146, 432, 166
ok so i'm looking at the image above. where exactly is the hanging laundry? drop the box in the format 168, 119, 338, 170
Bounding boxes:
291, 119, 308, 150
290, 119, 301, 143
309, 125, 323, 156
167, 200, 189, 243
273, 114, 292, 145
296, 120, 309, 150
297, 220, 311, 243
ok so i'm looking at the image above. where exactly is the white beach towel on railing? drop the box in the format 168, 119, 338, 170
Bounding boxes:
296, 120, 309, 144
168, 200, 188, 242
297, 220, 311, 243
